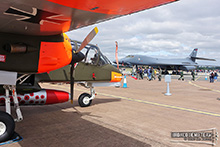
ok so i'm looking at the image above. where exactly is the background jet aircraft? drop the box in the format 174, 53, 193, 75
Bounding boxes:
117, 48, 216, 71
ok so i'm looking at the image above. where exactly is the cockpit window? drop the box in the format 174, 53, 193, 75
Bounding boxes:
71, 40, 111, 66
125, 55, 134, 58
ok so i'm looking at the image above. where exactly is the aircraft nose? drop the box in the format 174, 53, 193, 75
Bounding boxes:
111, 72, 122, 82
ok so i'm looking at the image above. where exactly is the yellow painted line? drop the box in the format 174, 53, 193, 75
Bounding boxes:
75, 88, 220, 117
189, 81, 220, 93
195, 76, 201, 81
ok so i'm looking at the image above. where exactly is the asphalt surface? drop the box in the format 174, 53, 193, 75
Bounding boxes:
3, 74, 220, 147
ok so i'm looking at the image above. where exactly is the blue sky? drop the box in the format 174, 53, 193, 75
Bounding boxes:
67, 0, 220, 66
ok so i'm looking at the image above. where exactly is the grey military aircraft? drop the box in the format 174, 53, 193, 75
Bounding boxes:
117, 48, 215, 71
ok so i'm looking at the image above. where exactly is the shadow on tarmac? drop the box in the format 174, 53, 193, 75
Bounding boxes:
92, 98, 121, 106
11, 101, 150, 147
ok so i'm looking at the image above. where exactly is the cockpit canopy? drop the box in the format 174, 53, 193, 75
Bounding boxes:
71, 40, 111, 66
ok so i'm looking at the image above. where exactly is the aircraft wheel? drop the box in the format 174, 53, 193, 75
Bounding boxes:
78, 93, 92, 107
0, 111, 15, 142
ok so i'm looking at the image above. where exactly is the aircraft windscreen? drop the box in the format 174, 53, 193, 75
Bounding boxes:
71, 40, 110, 66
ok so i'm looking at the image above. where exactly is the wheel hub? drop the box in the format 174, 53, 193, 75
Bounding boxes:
83, 97, 90, 105
0, 122, 6, 136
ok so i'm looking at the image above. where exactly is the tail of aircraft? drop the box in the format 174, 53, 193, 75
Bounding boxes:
189, 48, 198, 58
189, 48, 215, 62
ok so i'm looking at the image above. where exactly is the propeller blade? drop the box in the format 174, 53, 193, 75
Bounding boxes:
70, 27, 98, 104
76, 27, 98, 53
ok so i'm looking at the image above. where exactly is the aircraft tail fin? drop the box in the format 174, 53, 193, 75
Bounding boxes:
189, 48, 216, 61
189, 48, 198, 62
189, 48, 198, 58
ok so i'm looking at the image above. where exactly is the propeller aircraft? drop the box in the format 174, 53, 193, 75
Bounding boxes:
0, 0, 178, 142
0, 40, 122, 107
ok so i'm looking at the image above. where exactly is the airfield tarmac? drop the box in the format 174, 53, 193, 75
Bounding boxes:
4, 74, 220, 147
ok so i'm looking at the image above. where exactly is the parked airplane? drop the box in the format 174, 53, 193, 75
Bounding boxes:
0, 39, 122, 142
0, 0, 178, 142
117, 48, 216, 71
0, 40, 122, 107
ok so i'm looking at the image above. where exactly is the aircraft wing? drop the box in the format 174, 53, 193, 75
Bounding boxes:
192, 57, 216, 61
151, 62, 197, 66
0, 0, 178, 36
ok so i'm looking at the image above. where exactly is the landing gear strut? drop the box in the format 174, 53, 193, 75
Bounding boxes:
78, 86, 95, 107
0, 85, 23, 142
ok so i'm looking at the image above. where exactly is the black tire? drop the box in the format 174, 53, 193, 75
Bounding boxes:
0, 111, 15, 142
78, 93, 92, 107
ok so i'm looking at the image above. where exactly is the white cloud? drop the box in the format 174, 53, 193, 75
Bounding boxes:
67, 0, 220, 65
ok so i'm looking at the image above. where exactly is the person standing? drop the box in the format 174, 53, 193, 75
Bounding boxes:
147, 67, 152, 81
154, 69, 157, 79
178, 70, 184, 81
139, 67, 143, 80
132, 65, 136, 76
191, 70, 195, 81
144, 67, 148, 79
158, 68, 162, 81
136, 67, 140, 79
214, 71, 218, 82
151, 67, 155, 80
210, 71, 214, 83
